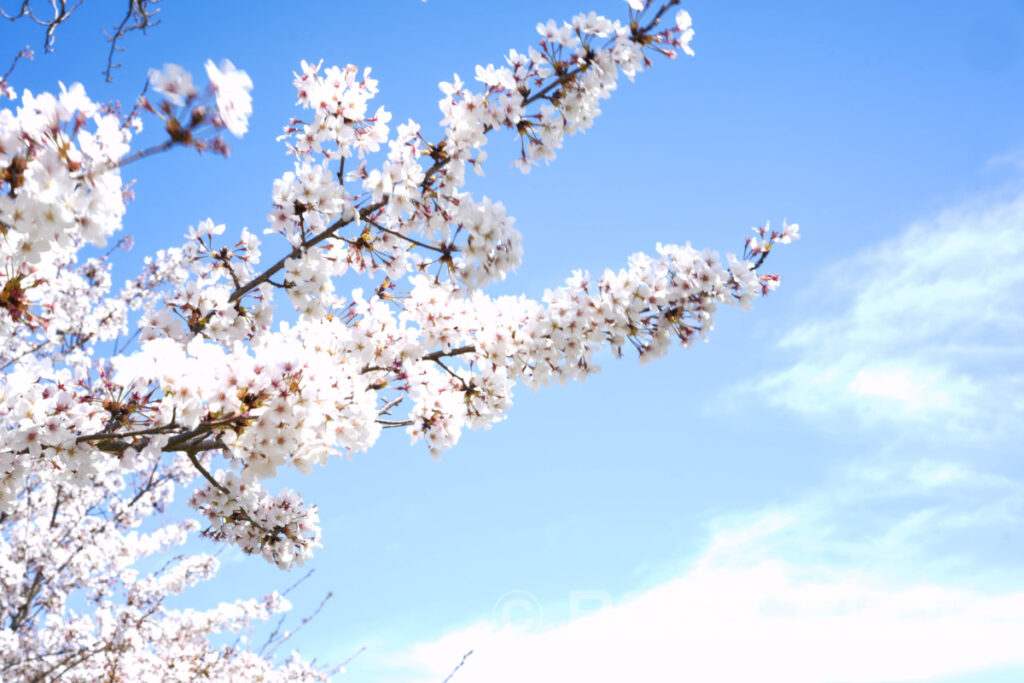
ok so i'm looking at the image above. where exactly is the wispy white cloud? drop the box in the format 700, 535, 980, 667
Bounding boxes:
753, 190, 1024, 436
354, 452, 1024, 683
370, 521, 1024, 682
407, 572, 1024, 683
986, 147, 1024, 173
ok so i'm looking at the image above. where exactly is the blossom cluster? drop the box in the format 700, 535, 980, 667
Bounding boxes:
1, 2, 796, 678
0, 450, 331, 680
0, 0, 797, 567
190, 471, 322, 569
0, 81, 132, 373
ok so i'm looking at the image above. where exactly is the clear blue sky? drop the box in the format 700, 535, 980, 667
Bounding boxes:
5, 1, 1024, 680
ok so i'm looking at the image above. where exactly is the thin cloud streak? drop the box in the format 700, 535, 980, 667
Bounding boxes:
373, 515, 1024, 683
356, 449, 1024, 682
754, 189, 1024, 436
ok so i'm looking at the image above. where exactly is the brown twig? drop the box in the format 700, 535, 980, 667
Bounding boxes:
442, 650, 474, 683
103, 0, 161, 82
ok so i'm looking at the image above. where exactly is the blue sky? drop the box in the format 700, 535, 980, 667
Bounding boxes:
5, 0, 1024, 680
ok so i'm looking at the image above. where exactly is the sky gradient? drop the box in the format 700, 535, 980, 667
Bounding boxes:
4, 1, 1024, 680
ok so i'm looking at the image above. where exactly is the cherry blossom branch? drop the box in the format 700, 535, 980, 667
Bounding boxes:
261, 588, 334, 658
377, 395, 404, 415
228, 200, 386, 303
7, 473, 187, 635
258, 569, 315, 654
184, 450, 230, 496
114, 138, 175, 168
235, 3, 686, 312
0, 43, 32, 92
422, 345, 476, 362
376, 419, 413, 428
1, 0, 160, 80
442, 650, 474, 683
75, 422, 178, 444
0, 339, 47, 372
103, 0, 161, 82
0, 0, 791, 606
360, 345, 475, 375
364, 217, 449, 254
1, 0, 83, 53
639, 0, 682, 33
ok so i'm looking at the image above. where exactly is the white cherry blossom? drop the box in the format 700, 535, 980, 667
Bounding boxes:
205, 58, 254, 137
0, 2, 797, 677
